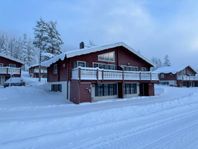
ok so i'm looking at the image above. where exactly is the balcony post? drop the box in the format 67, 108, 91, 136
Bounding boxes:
150, 72, 152, 81
122, 70, 124, 81
96, 68, 99, 81
78, 67, 81, 81
102, 69, 104, 81
139, 72, 141, 80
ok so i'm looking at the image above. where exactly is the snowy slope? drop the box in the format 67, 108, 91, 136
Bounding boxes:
0, 82, 198, 149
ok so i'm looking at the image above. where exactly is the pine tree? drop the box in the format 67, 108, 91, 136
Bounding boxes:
48, 21, 63, 54
33, 18, 63, 61
20, 34, 28, 63
163, 55, 171, 66
151, 57, 162, 70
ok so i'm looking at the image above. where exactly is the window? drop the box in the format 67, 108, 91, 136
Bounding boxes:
0, 63, 3, 67
53, 64, 58, 74
124, 83, 138, 94
160, 74, 165, 78
95, 84, 117, 97
93, 62, 115, 70
98, 51, 115, 62
141, 67, 147, 71
9, 64, 16, 67
51, 84, 62, 92
122, 65, 139, 71
73, 61, 86, 68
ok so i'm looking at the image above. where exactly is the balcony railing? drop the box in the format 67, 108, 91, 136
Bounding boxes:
177, 75, 198, 81
72, 67, 159, 81
0, 67, 21, 75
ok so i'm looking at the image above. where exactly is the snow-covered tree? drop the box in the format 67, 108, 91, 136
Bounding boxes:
151, 57, 162, 70
33, 18, 63, 61
163, 55, 171, 66
48, 21, 63, 54
26, 40, 36, 66
20, 34, 29, 63
0, 34, 8, 55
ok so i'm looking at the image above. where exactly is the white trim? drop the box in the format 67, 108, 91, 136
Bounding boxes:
92, 62, 116, 70
98, 51, 115, 62
121, 65, 139, 71
76, 61, 86, 67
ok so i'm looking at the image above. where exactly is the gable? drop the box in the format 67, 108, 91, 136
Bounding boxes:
43, 42, 154, 67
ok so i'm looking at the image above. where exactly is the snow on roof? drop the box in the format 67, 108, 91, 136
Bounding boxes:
0, 53, 24, 64
29, 63, 47, 68
154, 65, 196, 74
43, 42, 154, 67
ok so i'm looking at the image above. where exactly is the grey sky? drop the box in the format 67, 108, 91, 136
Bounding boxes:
0, 0, 198, 66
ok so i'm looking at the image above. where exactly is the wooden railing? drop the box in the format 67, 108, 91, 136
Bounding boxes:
72, 67, 159, 81
177, 75, 198, 81
0, 67, 21, 75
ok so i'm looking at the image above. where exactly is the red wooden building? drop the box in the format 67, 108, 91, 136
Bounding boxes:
29, 64, 47, 78
0, 54, 23, 85
44, 42, 158, 104
155, 65, 198, 87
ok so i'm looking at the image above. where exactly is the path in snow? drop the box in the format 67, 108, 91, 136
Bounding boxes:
0, 85, 198, 149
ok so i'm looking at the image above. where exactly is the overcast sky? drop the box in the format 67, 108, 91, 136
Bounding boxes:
0, 0, 198, 66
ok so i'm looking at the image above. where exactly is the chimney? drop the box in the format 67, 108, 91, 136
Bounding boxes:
80, 42, 85, 49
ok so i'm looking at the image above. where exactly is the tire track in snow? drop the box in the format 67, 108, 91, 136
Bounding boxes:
2, 101, 198, 149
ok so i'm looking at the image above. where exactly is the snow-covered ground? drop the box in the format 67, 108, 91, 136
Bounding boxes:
0, 76, 198, 149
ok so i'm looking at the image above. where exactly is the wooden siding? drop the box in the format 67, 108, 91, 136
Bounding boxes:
47, 46, 153, 82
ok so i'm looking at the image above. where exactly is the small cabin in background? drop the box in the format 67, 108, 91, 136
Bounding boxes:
29, 64, 47, 78
0, 54, 23, 85
154, 65, 198, 87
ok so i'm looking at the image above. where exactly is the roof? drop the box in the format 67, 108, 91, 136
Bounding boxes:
43, 42, 154, 67
154, 65, 197, 74
0, 53, 24, 64
29, 63, 47, 68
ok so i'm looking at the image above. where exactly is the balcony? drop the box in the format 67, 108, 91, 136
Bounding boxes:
177, 75, 198, 81
72, 67, 159, 81
0, 67, 21, 75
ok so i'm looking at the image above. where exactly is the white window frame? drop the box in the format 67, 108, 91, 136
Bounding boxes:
98, 51, 115, 62
0, 63, 3, 67
93, 62, 116, 70
77, 61, 86, 67
121, 65, 139, 71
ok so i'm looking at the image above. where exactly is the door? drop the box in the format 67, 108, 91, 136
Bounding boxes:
139, 83, 149, 96
118, 82, 123, 98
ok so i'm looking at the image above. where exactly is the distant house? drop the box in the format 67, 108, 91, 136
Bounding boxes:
154, 65, 198, 87
29, 64, 47, 78
43, 42, 159, 104
0, 54, 23, 85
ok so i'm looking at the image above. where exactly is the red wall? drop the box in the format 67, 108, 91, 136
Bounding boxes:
47, 46, 152, 82
0, 56, 23, 67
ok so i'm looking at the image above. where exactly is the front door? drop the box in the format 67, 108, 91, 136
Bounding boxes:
118, 82, 123, 98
